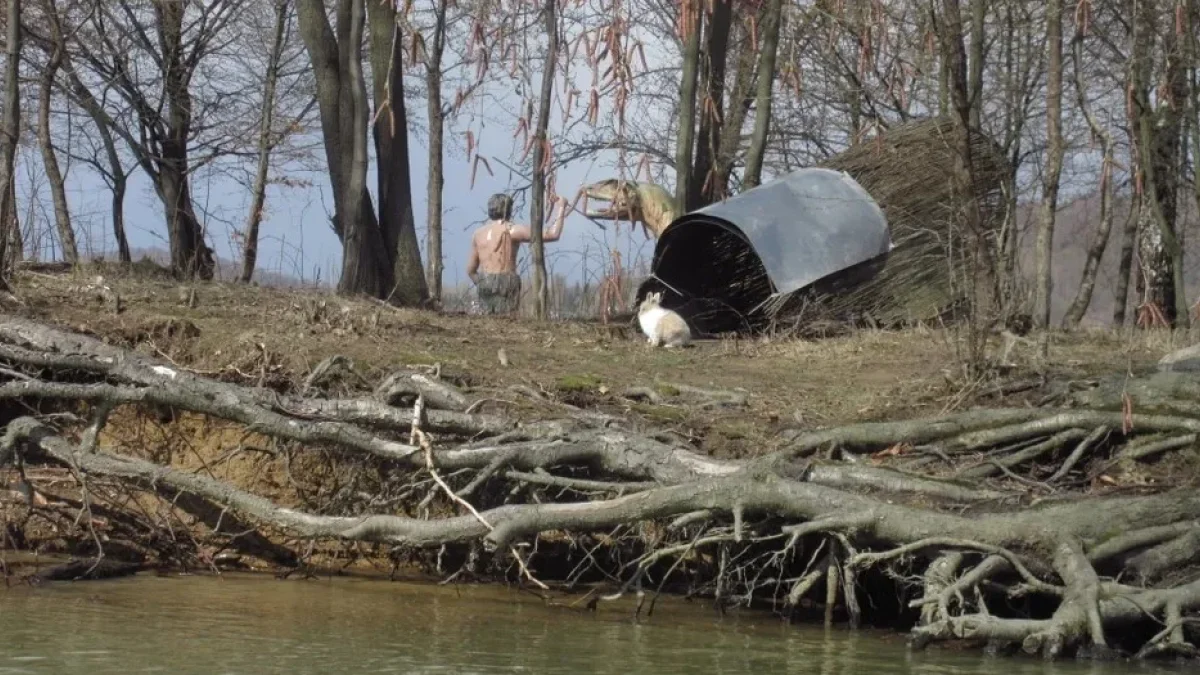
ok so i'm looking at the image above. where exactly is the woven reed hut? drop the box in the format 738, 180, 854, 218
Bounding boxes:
636, 117, 1012, 335
808, 117, 1012, 326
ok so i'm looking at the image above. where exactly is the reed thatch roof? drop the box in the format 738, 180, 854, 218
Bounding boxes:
636, 117, 1012, 335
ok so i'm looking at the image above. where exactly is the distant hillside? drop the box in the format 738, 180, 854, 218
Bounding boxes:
1014, 192, 1200, 326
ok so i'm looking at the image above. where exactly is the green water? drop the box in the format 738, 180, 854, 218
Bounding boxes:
0, 574, 1188, 674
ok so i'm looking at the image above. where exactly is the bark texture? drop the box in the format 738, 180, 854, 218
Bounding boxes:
742, 0, 782, 190
423, 0, 449, 303
1033, 0, 1064, 330
240, 0, 291, 284
295, 0, 427, 304
528, 0, 558, 320
35, 0, 78, 264
674, 1, 702, 213
0, 0, 21, 285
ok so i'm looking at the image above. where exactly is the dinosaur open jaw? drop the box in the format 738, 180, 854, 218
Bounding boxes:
581, 184, 635, 221
583, 200, 628, 220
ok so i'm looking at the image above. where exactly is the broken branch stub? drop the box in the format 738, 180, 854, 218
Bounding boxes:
375, 369, 471, 411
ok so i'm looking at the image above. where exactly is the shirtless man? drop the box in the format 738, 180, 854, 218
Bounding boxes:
466, 193, 569, 314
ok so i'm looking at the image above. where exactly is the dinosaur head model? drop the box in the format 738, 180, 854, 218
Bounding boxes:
581, 178, 678, 239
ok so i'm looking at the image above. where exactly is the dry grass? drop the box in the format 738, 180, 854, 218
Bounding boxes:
5, 266, 1191, 460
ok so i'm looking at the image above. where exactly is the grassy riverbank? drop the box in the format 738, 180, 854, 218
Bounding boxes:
4, 266, 1200, 660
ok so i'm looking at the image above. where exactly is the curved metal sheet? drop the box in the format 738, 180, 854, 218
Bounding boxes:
654, 167, 892, 296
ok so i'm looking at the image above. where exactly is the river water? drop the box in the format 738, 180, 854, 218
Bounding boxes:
0, 573, 1189, 674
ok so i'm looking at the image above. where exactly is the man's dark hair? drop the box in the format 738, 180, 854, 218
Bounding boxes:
487, 193, 514, 221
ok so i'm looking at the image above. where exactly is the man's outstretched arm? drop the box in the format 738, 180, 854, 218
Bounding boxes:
508, 197, 568, 243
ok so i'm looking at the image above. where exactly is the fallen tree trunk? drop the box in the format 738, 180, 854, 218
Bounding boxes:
2, 316, 1199, 660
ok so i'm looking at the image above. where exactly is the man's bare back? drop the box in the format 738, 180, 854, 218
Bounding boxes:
467, 194, 569, 314
470, 220, 524, 277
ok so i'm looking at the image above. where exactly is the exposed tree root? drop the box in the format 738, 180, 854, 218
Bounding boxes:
2, 316, 1200, 660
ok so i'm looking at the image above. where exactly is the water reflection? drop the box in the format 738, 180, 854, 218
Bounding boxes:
0, 574, 1189, 675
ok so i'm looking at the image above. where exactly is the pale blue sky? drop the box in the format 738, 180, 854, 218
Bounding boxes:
38, 122, 657, 290
22, 12, 673, 293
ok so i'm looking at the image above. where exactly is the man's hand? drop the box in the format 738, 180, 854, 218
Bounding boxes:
542, 195, 570, 243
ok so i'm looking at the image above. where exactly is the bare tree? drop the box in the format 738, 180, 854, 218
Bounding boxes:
240, 0, 293, 284
937, 0, 988, 265
711, 15, 759, 196
968, 0, 986, 128
1187, 0, 1200, 265
742, 0, 781, 190
56, 67, 133, 264
422, 0, 449, 304
367, 0, 427, 306
295, 0, 427, 303
61, 1, 254, 279
688, 0, 730, 207
33, 0, 78, 264
674, 0, 701, 213
1131, 0, 1188, 328
529, 0, 559, 320
1032, 0, 1064, 331
1061, 17, 1117, 328
0, 0, 20, 283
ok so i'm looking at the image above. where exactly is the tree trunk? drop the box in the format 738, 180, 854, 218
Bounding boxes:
1131, 0, 1189, 328
36, 0, 78, 265
336, 0, 392, 298
51, 51, 132, 264
1061, 29, 1116, 328
967, 0, 986, 129
936, 0, 996, 370
295, 0, 394, 298
296, 0, 347, 237
367, 0, 428, 306
1033, 0, 1064, 331
688, 0, 731, 207
240, 0, 291, 284
1112, 200, 1140, 327
1186, 0, 1199, 318
674, 0, 702, 213
238, 4, 289, 282
423, 0, 448, 304
529, 0, 558, 320
996, 1, 1018, 286
937, 36, 950, 117
936, 0, 990, 278
86, 116, 130, 267
0, 0, 21, 286
742, 0, 782, 190
714, 18, 758, 193
110, 172, 130, 264
155, 0, 215, 280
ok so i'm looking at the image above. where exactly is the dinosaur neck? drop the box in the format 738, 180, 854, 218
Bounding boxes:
636, 184, 677, 237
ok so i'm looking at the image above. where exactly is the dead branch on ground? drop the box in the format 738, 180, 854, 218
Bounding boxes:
1, 316, 1199, 659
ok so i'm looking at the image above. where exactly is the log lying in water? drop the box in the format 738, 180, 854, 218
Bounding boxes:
2, 315, 1199, 660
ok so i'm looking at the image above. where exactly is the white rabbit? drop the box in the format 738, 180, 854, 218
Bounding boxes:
637, 291, 692, 348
